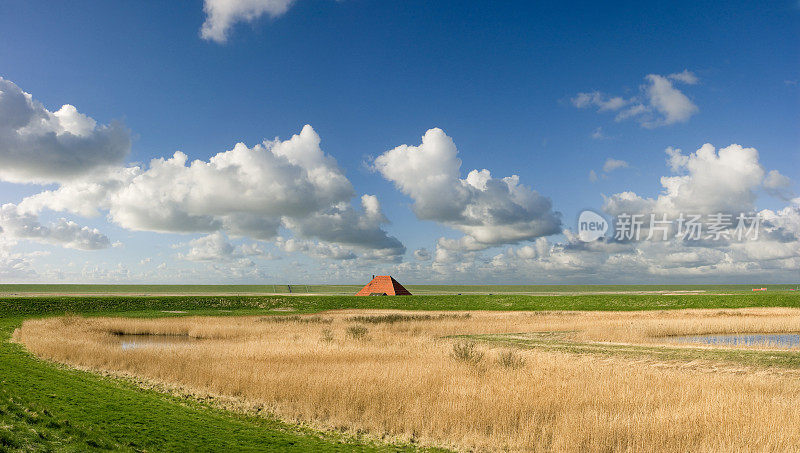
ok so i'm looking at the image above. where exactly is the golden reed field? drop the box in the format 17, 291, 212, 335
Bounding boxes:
14, 309, 800, 452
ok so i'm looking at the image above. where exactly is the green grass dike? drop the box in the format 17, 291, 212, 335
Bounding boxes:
3, 292, 800, 317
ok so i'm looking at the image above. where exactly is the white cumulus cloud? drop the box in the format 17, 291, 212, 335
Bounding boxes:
638, 74, 698, 127
374, 128, 561, 251
572, 71, 699, 128
571, 92, 629, 111
413, 248, 431, 261
0, 252, 37, 280
602, 158, 629, 174
0, 203, 111, 250
668, 69, 700, 85
763, 169, 794, 200
177, 231, 268, 262
604, 144, 766, 216
0, 78, 130, 184
275, 237, 357, 260
201, 0, 296, 43
389, 142, 800, 283
19, 123, 404, 259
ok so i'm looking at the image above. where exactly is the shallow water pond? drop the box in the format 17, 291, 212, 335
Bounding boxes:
671, 333, 800, 348
115, 334, 199, 350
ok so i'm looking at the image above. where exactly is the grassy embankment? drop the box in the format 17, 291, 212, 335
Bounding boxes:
4, 292, 800, 316
3, 293, 800, 451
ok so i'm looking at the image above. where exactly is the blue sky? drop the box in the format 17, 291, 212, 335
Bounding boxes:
0, 0, 798, 284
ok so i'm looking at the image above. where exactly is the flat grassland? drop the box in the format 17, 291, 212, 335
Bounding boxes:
14, 307, 800, 452
3, 293, 800, 451
1, 283, 798, 296
4, 292, 800, 316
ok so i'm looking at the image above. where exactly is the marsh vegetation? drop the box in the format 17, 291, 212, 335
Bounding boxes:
14, 308, 800, 451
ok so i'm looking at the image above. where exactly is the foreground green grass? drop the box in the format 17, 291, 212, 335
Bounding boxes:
3, 293, 800, 451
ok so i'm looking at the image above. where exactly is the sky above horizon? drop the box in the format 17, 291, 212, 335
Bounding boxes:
0, 0, 798, 284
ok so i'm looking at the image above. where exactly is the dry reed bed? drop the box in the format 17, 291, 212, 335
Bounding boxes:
13, 309, 800, 452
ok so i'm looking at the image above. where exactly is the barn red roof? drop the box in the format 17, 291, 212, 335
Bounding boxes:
355, 275, 412, 296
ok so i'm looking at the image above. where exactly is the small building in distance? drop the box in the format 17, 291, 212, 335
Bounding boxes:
355, 275, 412, 296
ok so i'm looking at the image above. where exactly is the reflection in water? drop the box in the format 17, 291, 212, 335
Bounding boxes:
115, 334, 198, 350
671, 333, 800, 348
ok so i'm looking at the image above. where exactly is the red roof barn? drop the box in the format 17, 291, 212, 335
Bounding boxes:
355, 275, 412, 296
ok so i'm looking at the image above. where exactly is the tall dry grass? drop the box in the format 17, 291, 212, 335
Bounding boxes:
13, 309, 800, 452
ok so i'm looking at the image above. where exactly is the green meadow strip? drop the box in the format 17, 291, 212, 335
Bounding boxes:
2, 293, 800, 318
